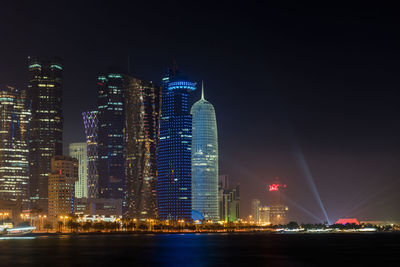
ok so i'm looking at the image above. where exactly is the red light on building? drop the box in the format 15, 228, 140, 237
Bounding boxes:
268, 184, 280, 191
335, 218, 360, 225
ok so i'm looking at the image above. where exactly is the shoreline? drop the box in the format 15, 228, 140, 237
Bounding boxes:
16, 230, 400, 238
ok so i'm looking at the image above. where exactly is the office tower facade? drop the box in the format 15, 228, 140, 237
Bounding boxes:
124, 76, 161, 220
82, 111, 98, 198
0, 86, 30, 207
157, 69, 196, 221
219, 184, 240, 222
28, 57, 63, 212
218, 175, 240, 222
258, 206, 270, 225
97, 73, 125, 199
251, 199, 261, 223
219, 174, 229, 189
191, 84, 219, 222
259, 206, 270, 225
69, 143, 87, 198
268, 177, 288, 225
48, 156, 78, 217
74, 198, 123, 217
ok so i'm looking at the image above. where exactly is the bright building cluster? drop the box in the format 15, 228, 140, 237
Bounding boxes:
251, 177, 289, 226
0, 57, 241, 230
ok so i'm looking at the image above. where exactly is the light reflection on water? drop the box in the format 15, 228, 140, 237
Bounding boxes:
0, 233, 398, 266
0, 236, 36, 240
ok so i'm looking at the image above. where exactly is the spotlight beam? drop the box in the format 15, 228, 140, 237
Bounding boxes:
294, 149, 331, 225
283, 195, 324, 223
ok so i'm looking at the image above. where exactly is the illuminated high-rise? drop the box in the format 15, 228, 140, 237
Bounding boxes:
124, 76, 161, 220
28, 57, 63, 212
157, 67, 196, 221
218, 175, 240, 222
48, 156, 78, 217
97, 73, 125, 199
191, 83, 219, 222
251, 199, 261, 223
0, 86, 30, 207
69, 143, 87, 198
268, 177, 288, 225
82, 111, 98, 198
259, 206, 270, 225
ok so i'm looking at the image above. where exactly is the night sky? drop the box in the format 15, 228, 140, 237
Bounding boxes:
1, 2, 400, 223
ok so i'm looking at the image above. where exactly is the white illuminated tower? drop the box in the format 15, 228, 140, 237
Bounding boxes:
191, 82, 219, 222
69, 142, 88, 198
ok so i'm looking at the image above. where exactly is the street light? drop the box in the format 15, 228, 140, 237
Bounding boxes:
60, 216, 68, 232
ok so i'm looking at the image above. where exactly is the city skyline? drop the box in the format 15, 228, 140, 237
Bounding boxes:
1, 4, 400, 266
1, 4, 400, 222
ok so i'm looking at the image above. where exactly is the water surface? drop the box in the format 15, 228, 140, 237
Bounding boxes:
0, 233, 399, 266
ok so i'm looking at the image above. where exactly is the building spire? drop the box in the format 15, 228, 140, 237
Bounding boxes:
201, 80, 205, 100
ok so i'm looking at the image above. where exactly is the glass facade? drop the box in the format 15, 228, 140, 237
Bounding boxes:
268, 178, 288, 225
157, 69, 196, 221
218, 175, 240, 222
97, 73, 125, 199
124, 76, 161, 220
191, 85, 219, 222
28, 57, 63, 213
82, 111, 98, 198
69, 142, 88, 198
0, 86, 30, 207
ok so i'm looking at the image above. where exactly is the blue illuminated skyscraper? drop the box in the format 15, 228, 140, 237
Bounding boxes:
191, 83, 219, 222
157, 67, 196, 221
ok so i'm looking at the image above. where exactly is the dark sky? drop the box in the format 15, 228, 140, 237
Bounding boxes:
1, 2, 400, 223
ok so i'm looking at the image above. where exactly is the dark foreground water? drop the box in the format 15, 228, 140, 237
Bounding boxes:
1, 233, 399, 266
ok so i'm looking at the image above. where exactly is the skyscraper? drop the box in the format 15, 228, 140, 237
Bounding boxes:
124, 76, 161, 220
259, 206, 270, 225
97, 73, 125, 199
251, 199, 261, 223
28, 57, 63, 212
69, 143, 87, 198
48, 156, 78, 218
82, 111, 98, 198
157, 68, 196, 221
218, 175, 240, 222
268, 177, 288, 225
191, 83, 219, 222
0, 86, 30, 207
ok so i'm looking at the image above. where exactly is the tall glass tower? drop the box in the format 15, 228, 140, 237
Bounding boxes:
28, 57, 63, 212
157, 69, 196, 221
82, 110, 98, 199
0, 86, 30, 207
97, 73, 125, 199
191, 83, 219, 222
124, 76, 161, 220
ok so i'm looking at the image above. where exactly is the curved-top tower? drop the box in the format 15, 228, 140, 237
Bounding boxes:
191, 83, 218, 222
